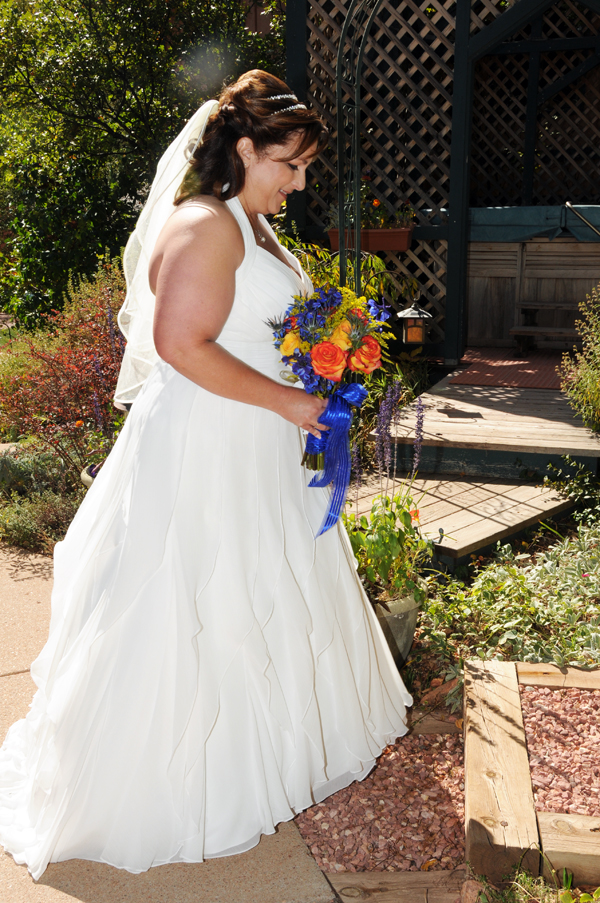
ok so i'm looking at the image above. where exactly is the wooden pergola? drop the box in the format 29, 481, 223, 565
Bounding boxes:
285, 0, 600, 364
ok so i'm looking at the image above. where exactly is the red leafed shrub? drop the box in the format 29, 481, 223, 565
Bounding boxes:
0, 258, 126, 474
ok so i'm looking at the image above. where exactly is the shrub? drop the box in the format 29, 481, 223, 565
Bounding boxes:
421, 523, 600, 669
560, 283, 600, 431
0, 490, 84, 554
0, 258, 126, 474
0, 447, 74, 498
344, 485, 433, 604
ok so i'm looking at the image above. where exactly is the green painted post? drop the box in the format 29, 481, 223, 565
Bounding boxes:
286, 0, 308, 236
444, 0, 473, 366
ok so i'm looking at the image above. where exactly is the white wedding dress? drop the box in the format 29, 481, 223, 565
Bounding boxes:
0, 197, 411, 880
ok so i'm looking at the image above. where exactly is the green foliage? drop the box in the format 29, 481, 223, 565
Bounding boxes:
0, 446, 83, 553
324, 180, 415, 229
560, 283, 600, 431
470, 867, 600, 902
421, 522, 600, 671
0, 489, 83, 554
344, 486, 434, 603
544, 455, 600, 524
0, 257, 126, 474
0, 447, 73, 498
0, 0, 284, 324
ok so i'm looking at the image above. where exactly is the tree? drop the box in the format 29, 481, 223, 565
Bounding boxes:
0, 0, 284, 325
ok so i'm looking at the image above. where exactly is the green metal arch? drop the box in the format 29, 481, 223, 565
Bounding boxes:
335, 0, 387, 295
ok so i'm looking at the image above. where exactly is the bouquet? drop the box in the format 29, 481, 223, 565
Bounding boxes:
268, 285, 391, 535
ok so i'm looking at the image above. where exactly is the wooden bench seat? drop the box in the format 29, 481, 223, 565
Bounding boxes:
509, 325, 580, 339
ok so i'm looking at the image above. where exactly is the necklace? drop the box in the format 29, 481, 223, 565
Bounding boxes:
240, 198, 267, 245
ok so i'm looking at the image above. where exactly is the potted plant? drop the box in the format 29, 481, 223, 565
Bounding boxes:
343, 486, 433, 666
327, 183, 415, 253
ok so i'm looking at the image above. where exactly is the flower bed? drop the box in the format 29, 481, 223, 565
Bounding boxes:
295, 732, 465, 873
521, 685, 600, 818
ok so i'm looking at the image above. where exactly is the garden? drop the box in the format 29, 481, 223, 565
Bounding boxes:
0, 223, 600, 899
2, 1, 600, 898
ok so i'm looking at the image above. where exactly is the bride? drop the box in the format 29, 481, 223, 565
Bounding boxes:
0, 69, 411, 880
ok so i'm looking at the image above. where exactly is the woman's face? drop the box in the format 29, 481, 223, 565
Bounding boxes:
237, 133, 319, 215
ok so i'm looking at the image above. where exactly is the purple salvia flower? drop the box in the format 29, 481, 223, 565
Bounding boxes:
107, 307, 116, 357
92, 391, 103, 432
351, 439, 363, 489
411, 395, 424, 476
376, 380, 403, 476
93, 355, 107, 389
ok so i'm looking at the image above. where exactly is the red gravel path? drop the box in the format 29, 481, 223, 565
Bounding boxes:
295, 733, 465, 873
521, 685, 600, 817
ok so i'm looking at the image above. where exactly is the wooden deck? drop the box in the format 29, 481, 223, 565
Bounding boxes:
390, 375, 600, 457
347, 474, 571, 562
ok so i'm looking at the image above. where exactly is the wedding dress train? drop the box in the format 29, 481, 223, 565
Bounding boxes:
0, 197, 411, 879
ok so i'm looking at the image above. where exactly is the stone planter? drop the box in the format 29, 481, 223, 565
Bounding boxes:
375, 592, 422, 666
328, 226, 414, 253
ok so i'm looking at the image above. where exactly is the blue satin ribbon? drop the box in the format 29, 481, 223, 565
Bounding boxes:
305, 382, 368, 536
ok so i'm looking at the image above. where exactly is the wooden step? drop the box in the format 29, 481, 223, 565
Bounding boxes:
351, 475, 573, 565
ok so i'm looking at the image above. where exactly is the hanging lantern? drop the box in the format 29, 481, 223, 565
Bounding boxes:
396, 303, 432, 344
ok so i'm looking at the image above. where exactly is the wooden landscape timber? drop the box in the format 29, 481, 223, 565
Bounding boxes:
516, 662, 600, 689
465, 661, 600, 886
464, 660, 540, 883
538, 812, 600, 886
327, 867, 466, 903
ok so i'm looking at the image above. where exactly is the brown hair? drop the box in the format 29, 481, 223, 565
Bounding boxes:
174, 70, 328, 205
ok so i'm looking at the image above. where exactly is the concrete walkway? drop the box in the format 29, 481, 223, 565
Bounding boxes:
0, 547, 336, 903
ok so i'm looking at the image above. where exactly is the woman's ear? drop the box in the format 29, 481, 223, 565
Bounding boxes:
236, 137, 255, 169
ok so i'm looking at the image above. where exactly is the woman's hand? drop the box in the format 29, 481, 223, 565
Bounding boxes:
278, 388, 329, 438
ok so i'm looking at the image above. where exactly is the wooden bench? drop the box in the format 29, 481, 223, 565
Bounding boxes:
467, 238, 600, 349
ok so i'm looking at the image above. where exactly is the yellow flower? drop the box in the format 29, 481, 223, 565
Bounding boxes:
280, 330, 302, 356
329, 319, 353, 351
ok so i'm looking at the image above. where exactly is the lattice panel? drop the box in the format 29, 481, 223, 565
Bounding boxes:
470, 0, 600, 206
536, 66, 600, 204
305, 0, 459, 337
304, 0, 600, 344
471, 54, 528, 206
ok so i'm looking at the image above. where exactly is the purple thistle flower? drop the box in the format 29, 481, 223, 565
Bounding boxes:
411, 395, 424, 476
376, 380, 403, 476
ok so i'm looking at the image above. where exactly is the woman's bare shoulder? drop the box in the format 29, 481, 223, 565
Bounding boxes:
149, 196, 244, 288
163, 196, 242, 246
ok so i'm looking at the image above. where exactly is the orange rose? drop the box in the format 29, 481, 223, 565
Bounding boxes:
280, 330, 302, 357
348, 334, 382, 374
329, 319, 352, 351
310, 341, 348, 381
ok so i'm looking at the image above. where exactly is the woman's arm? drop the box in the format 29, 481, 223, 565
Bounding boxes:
150, 200, 328, 437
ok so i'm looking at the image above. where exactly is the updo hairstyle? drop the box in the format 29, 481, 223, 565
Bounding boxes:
174, 70, 328, 205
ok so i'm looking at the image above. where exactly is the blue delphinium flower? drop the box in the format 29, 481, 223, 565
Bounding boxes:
282, 350, 321, 394
367, 296, 391, 322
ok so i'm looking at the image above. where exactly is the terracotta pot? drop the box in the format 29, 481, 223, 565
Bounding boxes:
328, 226, 414, 252
375, 592, 421, 666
